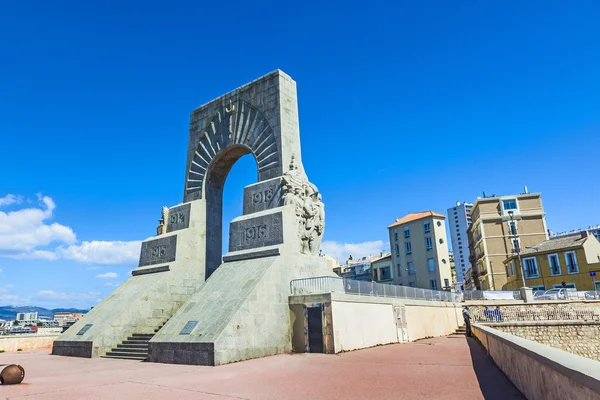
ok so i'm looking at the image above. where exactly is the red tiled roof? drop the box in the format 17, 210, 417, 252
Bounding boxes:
388, 211, 445, 228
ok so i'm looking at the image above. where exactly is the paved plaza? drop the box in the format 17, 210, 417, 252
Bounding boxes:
0, 336, 523, 400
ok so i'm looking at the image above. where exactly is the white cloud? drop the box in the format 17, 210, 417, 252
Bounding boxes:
0, 195, 23, 207
321, 240, 388, 263
0, 194, 141, 265
59, 241, 142, 265
104, 282, 120, 287
96, 272, 118, 279
0, 194, 76, 253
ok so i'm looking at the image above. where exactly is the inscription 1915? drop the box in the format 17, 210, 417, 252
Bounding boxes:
149, 245, 167, 260
251, 189, 273, 205
244, 225, 267, 242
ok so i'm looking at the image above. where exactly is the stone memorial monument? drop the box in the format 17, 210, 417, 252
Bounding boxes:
52, 70, 334, 365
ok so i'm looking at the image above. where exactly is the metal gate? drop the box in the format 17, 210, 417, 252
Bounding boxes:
306, 305, 324, 353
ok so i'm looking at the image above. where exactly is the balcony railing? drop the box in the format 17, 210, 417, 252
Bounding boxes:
290, 276, 462, 303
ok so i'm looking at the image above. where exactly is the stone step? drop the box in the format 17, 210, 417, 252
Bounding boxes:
102, 354, 147, 361
130, 334, 154, 340
105, 351, 148, 359
123, 339, 149, 345
117, 343, 148, 349
114, 346, 148, 353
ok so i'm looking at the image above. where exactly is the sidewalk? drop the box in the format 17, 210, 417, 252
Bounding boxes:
0, 336, 524, 399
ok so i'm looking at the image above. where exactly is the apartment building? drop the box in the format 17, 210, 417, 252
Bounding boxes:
371, 253, 393, 282
388, 211, 453, 290
446, 201, 473, 283
467, 191, 548, 290
503, 231, 600, 291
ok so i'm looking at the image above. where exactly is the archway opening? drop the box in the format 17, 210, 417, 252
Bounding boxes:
204, 145, 258, 278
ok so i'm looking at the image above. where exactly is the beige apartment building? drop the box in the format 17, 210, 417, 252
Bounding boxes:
388, 211, 453, 290
467, 192, 549, 290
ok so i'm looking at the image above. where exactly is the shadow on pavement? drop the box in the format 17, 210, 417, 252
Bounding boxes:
466, 337, 525, 399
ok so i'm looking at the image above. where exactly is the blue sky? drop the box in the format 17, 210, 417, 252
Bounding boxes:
1, 1, 599, 308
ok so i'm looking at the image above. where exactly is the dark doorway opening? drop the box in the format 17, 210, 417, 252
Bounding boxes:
307, 306, 324, 353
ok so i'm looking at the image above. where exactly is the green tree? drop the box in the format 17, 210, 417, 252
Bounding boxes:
12, 320, 18, 326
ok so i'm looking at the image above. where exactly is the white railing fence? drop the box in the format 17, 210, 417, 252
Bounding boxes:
290, 276, 462, 303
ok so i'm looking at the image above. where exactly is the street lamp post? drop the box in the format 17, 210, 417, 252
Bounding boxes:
509, 211, 527, 288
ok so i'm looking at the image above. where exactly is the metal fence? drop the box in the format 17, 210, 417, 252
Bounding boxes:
290, 276, 462, 303
462, 290, 521, 301
469, 304, 600, 322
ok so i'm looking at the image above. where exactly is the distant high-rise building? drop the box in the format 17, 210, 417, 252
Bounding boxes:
447, 202, 473, 284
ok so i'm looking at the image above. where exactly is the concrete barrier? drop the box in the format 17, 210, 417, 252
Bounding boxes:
0, 334, 59, 352
472, 324, 600, 400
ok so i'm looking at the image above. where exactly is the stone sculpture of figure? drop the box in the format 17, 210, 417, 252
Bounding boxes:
156, 206, 169, 236
279, 154, 325, 256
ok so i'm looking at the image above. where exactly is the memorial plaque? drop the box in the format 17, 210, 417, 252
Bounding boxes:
243, 178, 281, 215
166, 203, 191, 233
180, 320, 199, 335
229, 212, 283, 252
76, 324, 93, 335
138, 235, 177, 267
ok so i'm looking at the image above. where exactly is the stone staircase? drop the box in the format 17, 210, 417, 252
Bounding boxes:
451, 325, 467, 336
102, 327, 160, 361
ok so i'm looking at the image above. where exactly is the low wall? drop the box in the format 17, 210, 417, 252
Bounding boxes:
289, 292, 463, 353
486, 321, 600, 361
0, 334, 59, 352
472, 324, 600, 400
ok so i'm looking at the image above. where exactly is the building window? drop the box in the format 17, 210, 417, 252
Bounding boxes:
508, 221, 518, 235
380, 267, 391, 280
503, 199, 518, 210
510, 261, 515, 276
548, 254, 561, 276
395, 243, 400, 257
553, 282, 576, 289
428, 258, 435, 272
441, 259, 447, 264
397, 264, 402, 277
424, 221, 431, 233
406, 242, 412, 255
512, 238, 520, 251
564, 251, 578, 274
430, 280, 438, 290
531, 285, 546, 292
437, 221, 441, 227
409, 282, 416, 287
394, 229, 398, 242
505, 263, 510, 277
523, 257, 539, 278
444, 278, 449, 288
404, 226, 410, 238
408, 262, 414, 275
439, 238, 444, 244
425, 237, 432, 250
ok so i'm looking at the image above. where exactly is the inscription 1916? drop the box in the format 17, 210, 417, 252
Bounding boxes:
244, 225, 267, 242
251, 189, 273, 205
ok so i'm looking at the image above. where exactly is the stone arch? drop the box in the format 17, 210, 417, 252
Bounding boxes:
185, 100, 280, 200
204, 144, 258, 277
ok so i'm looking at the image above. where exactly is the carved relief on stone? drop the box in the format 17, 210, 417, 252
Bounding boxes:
156, 206, 169, 236
280, 155, 325, 255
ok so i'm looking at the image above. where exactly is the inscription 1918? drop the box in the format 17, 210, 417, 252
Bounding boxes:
251, 189, 273, 205
244, 225, 267, 242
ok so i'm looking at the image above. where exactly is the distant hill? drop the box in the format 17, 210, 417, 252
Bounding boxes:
0, 306, 88, 321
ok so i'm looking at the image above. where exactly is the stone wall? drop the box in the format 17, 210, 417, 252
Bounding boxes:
485, 321, 600, 361
472, 324, 600, 400
0, 334, 59, 352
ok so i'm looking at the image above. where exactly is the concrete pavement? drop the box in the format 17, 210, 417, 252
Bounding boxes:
0, 336, 524, 399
